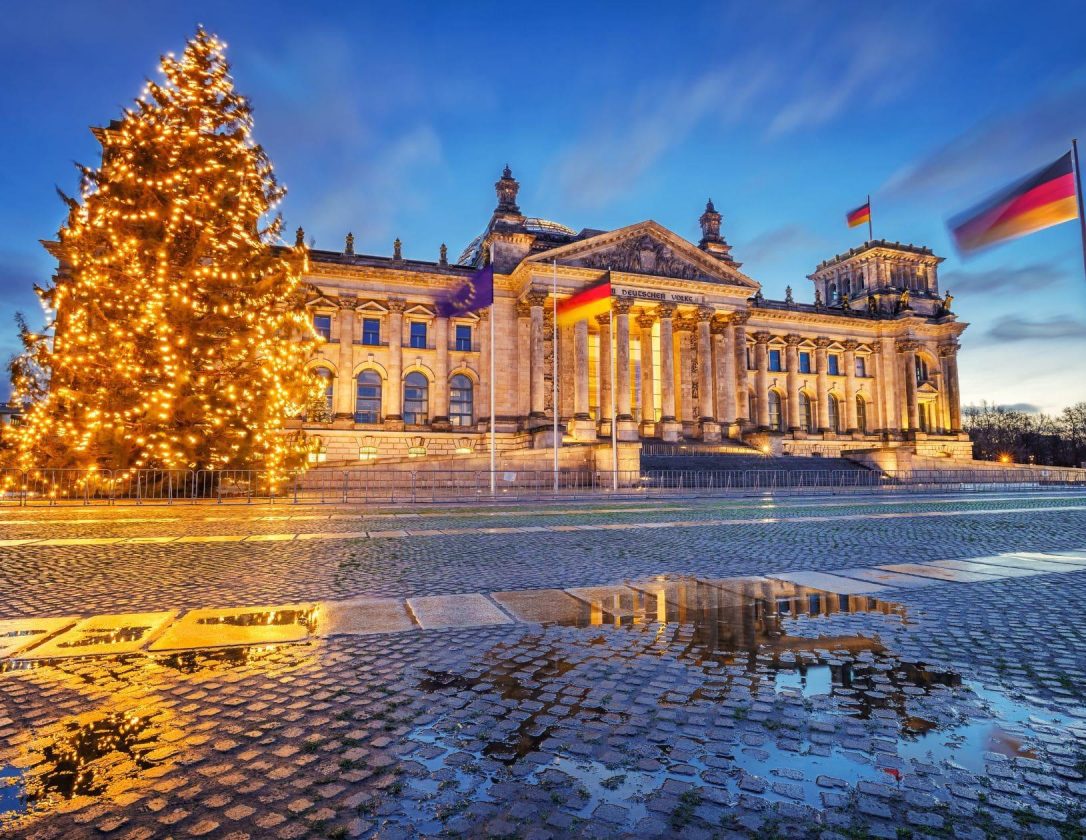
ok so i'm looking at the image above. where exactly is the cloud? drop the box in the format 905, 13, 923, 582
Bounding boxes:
986, 315, 1086, 343
734, 224, 828, 265
549, 13, 935, 208
940, 261, 1068, 294
1000, 402, 1042, 414
883, 80, 1086, 203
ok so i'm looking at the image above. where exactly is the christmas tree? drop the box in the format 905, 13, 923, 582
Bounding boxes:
9, 28, 317, 482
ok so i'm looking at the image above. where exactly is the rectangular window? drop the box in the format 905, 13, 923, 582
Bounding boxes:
746, 346, 754, 370
768, 349, 782, 372
828, 354, 840, 376
799, 352, 811, 374
313, 314, 332, 341
361, 318, 380, 345
855, 356, 866, 377
454, 324, 472, 351
409, 321, 428, 349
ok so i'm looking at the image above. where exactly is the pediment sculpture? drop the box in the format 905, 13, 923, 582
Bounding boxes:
574, 234, 710, 281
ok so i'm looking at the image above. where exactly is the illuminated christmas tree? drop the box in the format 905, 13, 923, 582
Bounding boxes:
10, 28, 317, 481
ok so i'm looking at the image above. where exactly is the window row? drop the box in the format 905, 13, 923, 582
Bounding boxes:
751, 349, 868, 377
309, 368, 475, 426
755, 391, 870, 435
312, 315, 474, 351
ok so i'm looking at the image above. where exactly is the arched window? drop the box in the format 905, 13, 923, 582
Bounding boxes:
800, 392, 814, 434
403, 372, 429, 425
768, 391, 783, 432
856, 396, 868, 434
450, 374, 473, 426
312, 367, 334, 417
827, 395, 841, 434
355, 370, 382, 424
829, 282, 838, 304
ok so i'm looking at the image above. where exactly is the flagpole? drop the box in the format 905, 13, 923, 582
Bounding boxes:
609, 271, 617, 491
552, 260, 559, 494
1072, 140, 1086, 282
489, 257, 496, 495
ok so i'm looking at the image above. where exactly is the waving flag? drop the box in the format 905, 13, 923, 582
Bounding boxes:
949, 151, 1078, 254
436, 264, 494, 317
846, 201, 871, 228
556, 273, 611, 327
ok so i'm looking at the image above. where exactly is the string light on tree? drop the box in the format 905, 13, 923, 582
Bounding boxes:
9, 28, 319, 485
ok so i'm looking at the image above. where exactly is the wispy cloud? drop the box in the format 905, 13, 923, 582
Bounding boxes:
883, 80, 1086, 203
735, 224, 828, 265
549, 13, 935, 209
940, 261, 1068, 294
986, 315, 1086, 343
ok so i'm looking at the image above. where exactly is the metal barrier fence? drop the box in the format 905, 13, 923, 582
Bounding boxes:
0, 467, 1084, 506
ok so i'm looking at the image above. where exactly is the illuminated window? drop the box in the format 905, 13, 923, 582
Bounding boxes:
409, 322, 428, 349
800, 392, 814, 433
768, 391, 783, 431
313, 367, 334, 415
355, 371, 382, 423
768, 349, 782, 372
403, 372, 429, 424
313, 314, 332, 341
454, 324, 472, 351
799, 352, 811, 374
828, 395, 841, 433
450, 374, 473, 426
856, 396, 868, 433
362, 318, 380, 345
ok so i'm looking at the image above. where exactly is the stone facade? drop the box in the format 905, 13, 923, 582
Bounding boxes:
294, 170, 969, 465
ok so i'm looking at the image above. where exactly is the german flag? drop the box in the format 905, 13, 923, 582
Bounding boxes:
556, 273, 611, 327
950, 151, 1078, 253
846, 201, 871, 228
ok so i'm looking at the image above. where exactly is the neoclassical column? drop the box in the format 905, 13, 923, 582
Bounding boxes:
784, 334, 802, 431
574, 320, 590, 420
433, 316, 450, 426
335, 301, 356, 417
753, 331, 771, 429
940, 343, 963, 433
842, 339, 858, 433
637, 313, 656, 432
527, 291, 547, 418
715, 316, 736, 426
657, 303, 677, 422
696, 307, 715, 422
596, 313, 612, 426
732, 312, 750, 426
814, 336, 831, 432
477, 308, 490, 428
878, 336, 899, 434
516, 300, 531, 419
899, 339, 920, 432
386, 298, 405, 421
613, 299, 633, 421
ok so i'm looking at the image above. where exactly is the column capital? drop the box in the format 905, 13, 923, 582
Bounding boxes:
516, 300, 532, 318
814, 336, 833, 349
842, 339, 860, 352
784, 333, 803, 346
709, 318, 729, 335
696, 305, 715, 322
896, 339, 920, 353
613, 298, 634, 315
595, 313, 611, 326
525, 290, 549, 308
731, 310, 751, 326
753, 331, 772, 344
477, 307, 490, 322
386, 297, 407, 313
338, 295, 357, 311
636, 312, 656, 329
938, 342, 959, 358
655, 302, 677, 319
674, 315, 697, 332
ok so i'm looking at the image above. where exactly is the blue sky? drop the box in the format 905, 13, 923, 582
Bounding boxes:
2, 0, 1085, 413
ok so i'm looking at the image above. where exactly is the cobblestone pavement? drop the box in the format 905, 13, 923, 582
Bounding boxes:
2, 491, 1086, 838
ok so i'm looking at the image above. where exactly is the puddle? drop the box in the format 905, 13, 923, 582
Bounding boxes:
402, 575, 1080, 831
192, 608, 315, 630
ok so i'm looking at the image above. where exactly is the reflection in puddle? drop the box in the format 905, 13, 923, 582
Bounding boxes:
405, 575, 1071, 831
193, 609, 315, 630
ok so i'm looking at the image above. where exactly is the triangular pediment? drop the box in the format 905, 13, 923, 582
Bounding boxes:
525, 221, 759, 289
917, 381, 939, 394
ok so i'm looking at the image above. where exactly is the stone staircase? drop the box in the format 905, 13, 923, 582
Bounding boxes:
640, 452, 876, 475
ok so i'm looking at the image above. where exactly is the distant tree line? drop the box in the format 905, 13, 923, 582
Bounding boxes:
963, 402, 1086, 468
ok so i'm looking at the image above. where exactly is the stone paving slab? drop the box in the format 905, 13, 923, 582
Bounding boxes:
1006, 551, 1086, 566
959, 554, 1081, 573
927, 559, 1043, 578
318, 597, 417, 635
19, 610, 177, 659
877, 563, 1005, 583
406, 593, 513, 629
767, 570, 890, 594
0, 616, 79, 657
491, 588, 592, 624
829, 567, 938, 588
148, 604, 316, 651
